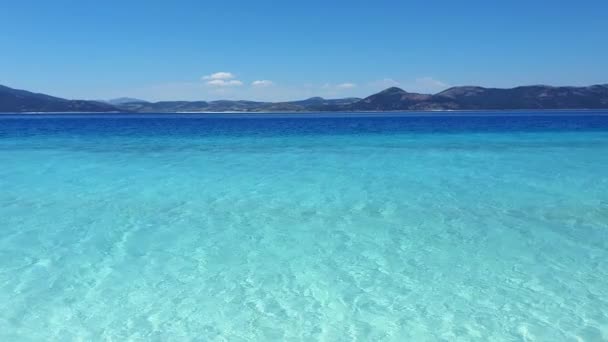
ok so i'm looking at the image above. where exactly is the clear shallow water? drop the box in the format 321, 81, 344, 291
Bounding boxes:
1, 112, 608, 341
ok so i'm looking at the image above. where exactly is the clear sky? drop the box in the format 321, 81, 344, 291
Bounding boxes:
1, 0, 607, 101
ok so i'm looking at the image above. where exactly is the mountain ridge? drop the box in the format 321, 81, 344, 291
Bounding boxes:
1, 83, 608, 113
0, 85, 119, 113
105, 97, 149, 105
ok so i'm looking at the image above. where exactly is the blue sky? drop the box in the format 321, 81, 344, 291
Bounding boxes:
1, 0, 607, 101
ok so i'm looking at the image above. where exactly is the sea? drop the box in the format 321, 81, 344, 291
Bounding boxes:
1, 111, 607, 341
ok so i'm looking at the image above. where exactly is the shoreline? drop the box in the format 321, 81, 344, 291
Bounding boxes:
3, 108, 608, 115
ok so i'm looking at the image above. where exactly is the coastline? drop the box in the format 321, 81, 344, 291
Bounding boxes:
3, 108, 608, 116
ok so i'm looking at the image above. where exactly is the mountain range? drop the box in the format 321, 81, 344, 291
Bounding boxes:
1, 83, 608, 113
0, 85, 117, 113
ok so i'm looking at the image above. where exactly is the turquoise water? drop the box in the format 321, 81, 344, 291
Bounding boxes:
1, 113, 608, 341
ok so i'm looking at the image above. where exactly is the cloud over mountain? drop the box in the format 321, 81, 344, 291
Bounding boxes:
337, 82, 356, 89
252, 80, 274, 87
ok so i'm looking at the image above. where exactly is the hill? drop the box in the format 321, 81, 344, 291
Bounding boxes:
346, 85, 608, 111
2, 83, 608, 113
0, 85, 119, 112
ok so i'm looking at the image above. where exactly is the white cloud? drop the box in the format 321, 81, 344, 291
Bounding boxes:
251, 80, 274, 87
206, 79, 243, 87
336, 82, 356, 89
202, 72, 243, 87
202, 72, 236, 81
415, 77, 448, 89
370, 78, 401, 88
321, 82, 357, 90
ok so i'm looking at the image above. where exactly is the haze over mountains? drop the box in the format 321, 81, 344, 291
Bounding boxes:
1, 83, 608, 113
114, 96, 363, 113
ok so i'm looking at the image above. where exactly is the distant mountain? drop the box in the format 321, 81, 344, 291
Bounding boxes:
2, 83, 608, 113
431, 84, 608, 110
115, 85, 608, 113
106, 97, 149, 105
346, 84, 608, 111
285, 97, 362, 107
114, 97, 362, 112
0, 85, 119, 112
349, 87, 433, 111
251, 97, 361, 112
118, 101, 210, 112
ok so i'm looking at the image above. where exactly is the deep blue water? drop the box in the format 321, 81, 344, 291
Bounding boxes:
2, 112, 608, 137
1, 112, 608, 341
